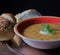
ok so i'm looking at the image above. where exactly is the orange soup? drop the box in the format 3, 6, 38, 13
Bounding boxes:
23, 23, 60, 40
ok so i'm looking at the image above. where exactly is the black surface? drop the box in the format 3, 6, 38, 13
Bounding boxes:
0, 0, 60, 16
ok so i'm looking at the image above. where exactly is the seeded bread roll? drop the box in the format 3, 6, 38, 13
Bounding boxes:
15, 9, 42, 22
1, 13, 23, 46
1, 13, 16, 25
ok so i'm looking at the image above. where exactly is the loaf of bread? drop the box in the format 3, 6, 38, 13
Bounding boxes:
15, 9, 42, 22
1, 13, 23, 46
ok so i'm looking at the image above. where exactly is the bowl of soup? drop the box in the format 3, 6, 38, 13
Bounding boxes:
14, 16, 60, 49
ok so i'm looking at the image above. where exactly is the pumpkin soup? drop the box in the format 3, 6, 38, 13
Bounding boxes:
23, 23, 60, 40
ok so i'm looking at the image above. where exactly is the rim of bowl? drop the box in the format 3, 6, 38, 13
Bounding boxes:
14, 16, 60, 42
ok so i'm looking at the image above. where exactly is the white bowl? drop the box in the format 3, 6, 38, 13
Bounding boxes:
14, 16, 60, 49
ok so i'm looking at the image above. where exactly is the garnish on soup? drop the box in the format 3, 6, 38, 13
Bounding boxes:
39, 24, 55, 35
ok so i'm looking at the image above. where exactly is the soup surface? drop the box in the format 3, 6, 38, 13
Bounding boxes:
23, 23, 60, 40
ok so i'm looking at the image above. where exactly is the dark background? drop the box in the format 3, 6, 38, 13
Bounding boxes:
0, 0, 60, 16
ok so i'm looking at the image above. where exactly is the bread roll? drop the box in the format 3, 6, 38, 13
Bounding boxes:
1, 13, 23, 46
0, 16, 15, 41
15, 9, 42, 22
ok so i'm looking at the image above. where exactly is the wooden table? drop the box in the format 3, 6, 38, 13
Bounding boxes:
5, 42, 60, 55
0, 42, 60, 55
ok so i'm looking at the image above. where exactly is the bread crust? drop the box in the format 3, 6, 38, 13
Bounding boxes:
1, 13, 16, 25
11, 35, 23, 47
